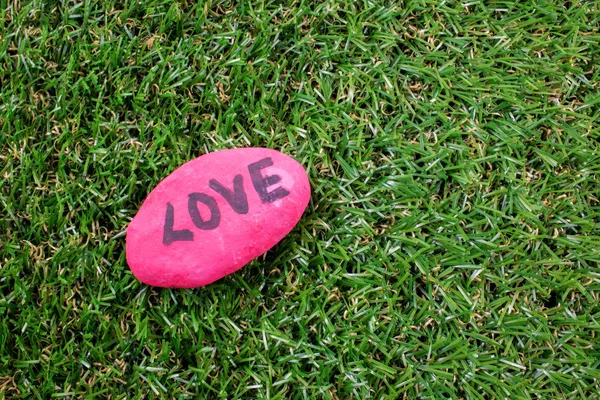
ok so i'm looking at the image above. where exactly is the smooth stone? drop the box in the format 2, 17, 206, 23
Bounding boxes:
125, 148, 310, 288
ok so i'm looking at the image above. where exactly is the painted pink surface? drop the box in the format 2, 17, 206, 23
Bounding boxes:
126, 148, 310, 288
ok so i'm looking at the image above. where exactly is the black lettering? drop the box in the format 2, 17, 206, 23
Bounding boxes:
209, 175, 249, 214
188, 193, 221, 230
163, 202, 194, 245
247, 157, 290, 203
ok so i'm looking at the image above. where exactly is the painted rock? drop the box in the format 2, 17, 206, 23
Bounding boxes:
125, 148, 310, 288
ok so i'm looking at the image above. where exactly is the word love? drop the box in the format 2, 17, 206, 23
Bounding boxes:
163, 157, 290, 245
125, 148, 310, 288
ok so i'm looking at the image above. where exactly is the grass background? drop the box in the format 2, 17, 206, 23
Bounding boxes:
1, 0, 600, 398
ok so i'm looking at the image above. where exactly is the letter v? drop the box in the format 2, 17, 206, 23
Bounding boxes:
209, 174, 249, 214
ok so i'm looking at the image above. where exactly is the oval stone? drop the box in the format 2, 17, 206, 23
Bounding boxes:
125, 148, 310, 288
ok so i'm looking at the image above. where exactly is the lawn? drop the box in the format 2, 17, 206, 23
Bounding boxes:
1, 0, 600, 398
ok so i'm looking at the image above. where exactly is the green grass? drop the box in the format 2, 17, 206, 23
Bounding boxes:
1, 0, 600, 398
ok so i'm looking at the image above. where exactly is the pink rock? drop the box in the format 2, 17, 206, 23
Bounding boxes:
125, 148, 310, 288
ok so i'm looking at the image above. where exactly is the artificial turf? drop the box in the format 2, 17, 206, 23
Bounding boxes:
1, 0, 600, 398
